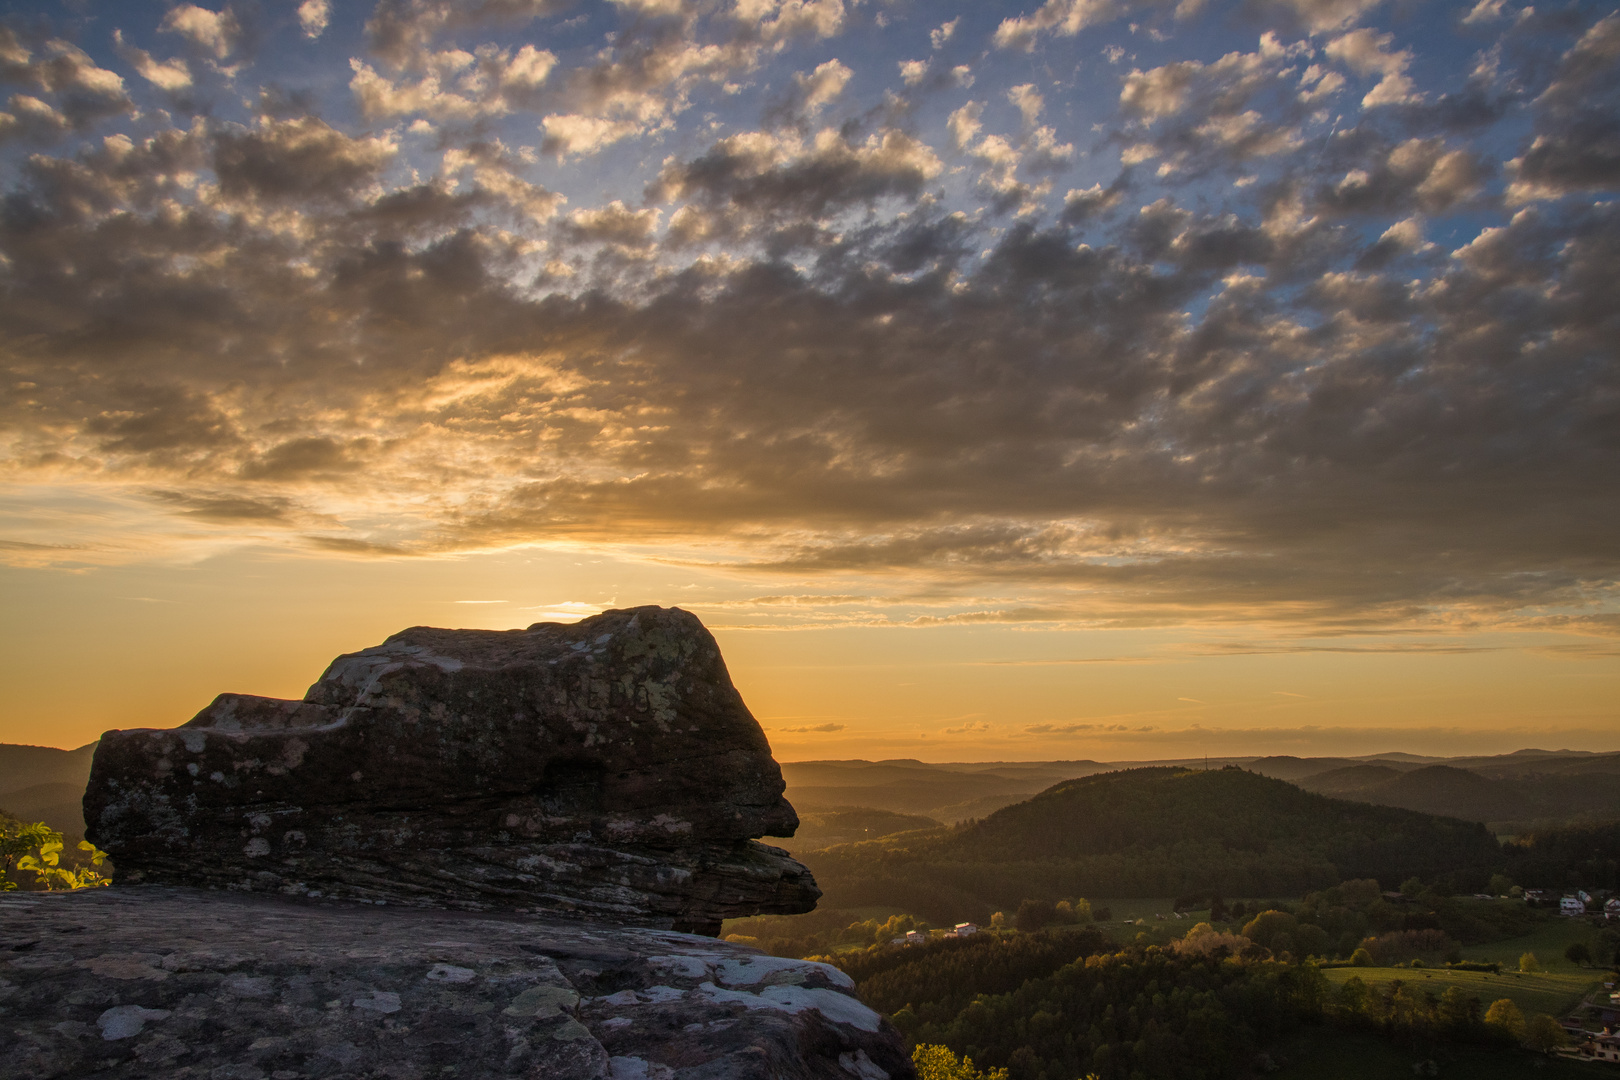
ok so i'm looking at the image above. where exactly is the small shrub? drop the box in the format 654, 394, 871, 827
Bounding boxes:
1523, 1013, 1567, 1053
913, 1044, 1009, 1080
1484, 998, 1525, 1039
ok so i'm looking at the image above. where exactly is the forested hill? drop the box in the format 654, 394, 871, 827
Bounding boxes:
951, 767, 1497, 866
803, 767, 1504, 924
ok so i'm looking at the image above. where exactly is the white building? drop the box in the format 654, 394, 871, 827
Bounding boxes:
1576, 1033, 1620, 1063
954, 922, 979, 936
1562, 896, 1587, 917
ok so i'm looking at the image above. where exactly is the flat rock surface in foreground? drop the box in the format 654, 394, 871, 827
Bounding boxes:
0, 887, 911, 1080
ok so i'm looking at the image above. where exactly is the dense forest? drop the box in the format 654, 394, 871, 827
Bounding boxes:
836, 916, 1580, 1080
840, 930, 1330, 1080
803, 768, 1505, 923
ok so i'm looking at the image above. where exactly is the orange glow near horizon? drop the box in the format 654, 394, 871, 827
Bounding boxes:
3, 544, 1615, 760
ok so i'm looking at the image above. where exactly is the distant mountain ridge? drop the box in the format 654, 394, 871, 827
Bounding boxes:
7, 742, 1620, 843
785, 749, 1620, 828
1293, 761, 1620, 826
801, 766, 1505, 922
0, 742, 97, 835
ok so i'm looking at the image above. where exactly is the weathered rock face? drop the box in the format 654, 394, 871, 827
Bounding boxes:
84, 607, 818, 934
0, 886, 913, 1080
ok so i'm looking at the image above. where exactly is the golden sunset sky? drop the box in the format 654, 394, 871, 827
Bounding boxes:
1, 0, 1616, 757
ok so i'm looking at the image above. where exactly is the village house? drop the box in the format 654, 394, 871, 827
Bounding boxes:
1563, 895, 1588, 917
1574, 1032, 1620, 1064
1605, 898, 1620, 919
954, 922, 979, 936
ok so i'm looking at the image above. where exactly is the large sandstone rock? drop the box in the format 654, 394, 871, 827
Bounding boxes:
0, 886, 913, 1080
84, 607, 818, 934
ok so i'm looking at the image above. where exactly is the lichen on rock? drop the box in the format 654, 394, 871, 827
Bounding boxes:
84, 606, 819, 933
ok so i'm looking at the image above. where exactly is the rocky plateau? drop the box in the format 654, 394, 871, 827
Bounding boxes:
0, 886, 912, 1080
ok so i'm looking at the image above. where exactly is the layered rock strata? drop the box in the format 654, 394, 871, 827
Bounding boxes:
84, 607, 818, 934
0, 886, 912, 1080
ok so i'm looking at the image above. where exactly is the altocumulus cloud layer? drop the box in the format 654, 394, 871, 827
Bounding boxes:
0, 0, 1616, 636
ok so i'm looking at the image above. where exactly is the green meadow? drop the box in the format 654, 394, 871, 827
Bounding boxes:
1456, 909, 1605, 971
1321, 965, 1600, 1017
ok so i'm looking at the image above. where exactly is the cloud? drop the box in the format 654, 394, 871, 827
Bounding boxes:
648, 126, 942, 229
160, 5, 244, 62
1324, 28, 1417, 107
1503, 14, 1620, 204
237, 437, 367, 480
1008, 84, 1044, 125
540, 113, 643, 157
796, 59, 851, 113
1248, 0, 1383, 34
947, 101, 983, 149
112, 32, 193, 92
364, 0, 569, 69
0, 33, 132, 139
563, 200, 661, 249
298, 0, 332, 39
777, 722, 846, 732
994, 0, 1181, 52
305, 536, 411, 555
1026, 722, 1149, 734
350, 43, 559, 120
734, 0, 847, 42
0, 0, 1613, 649
898, 59, 929, 88
148, 490, 294, 521
1315, 137, 1486, 216
212, 117, 398, 204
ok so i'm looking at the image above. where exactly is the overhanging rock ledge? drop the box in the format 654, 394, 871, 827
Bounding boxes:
84, 606, 820, 935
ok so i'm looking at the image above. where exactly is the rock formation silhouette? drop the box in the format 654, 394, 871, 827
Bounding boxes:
85, 606, 819, 935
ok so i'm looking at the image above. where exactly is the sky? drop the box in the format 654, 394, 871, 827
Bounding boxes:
0, 0, 1616, 760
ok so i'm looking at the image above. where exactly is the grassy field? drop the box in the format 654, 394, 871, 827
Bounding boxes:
1091, 897, 1180, 922
1322, 965, 1600, 1017
1456, 907, 1605, 972
1269, 1026, 1613, 1080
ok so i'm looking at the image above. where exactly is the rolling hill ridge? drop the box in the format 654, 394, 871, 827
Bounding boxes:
802, 766, 1506, 923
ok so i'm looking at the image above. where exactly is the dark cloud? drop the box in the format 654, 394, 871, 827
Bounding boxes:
213, 118, 397, 204
366, 0, 572, 69
648, 127, 943, 232
304, 536, 411, 555
238, 437, 368, 480
83, 387, 240, 457
148, 490, 293, 521
1505, 14, 1620, 203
